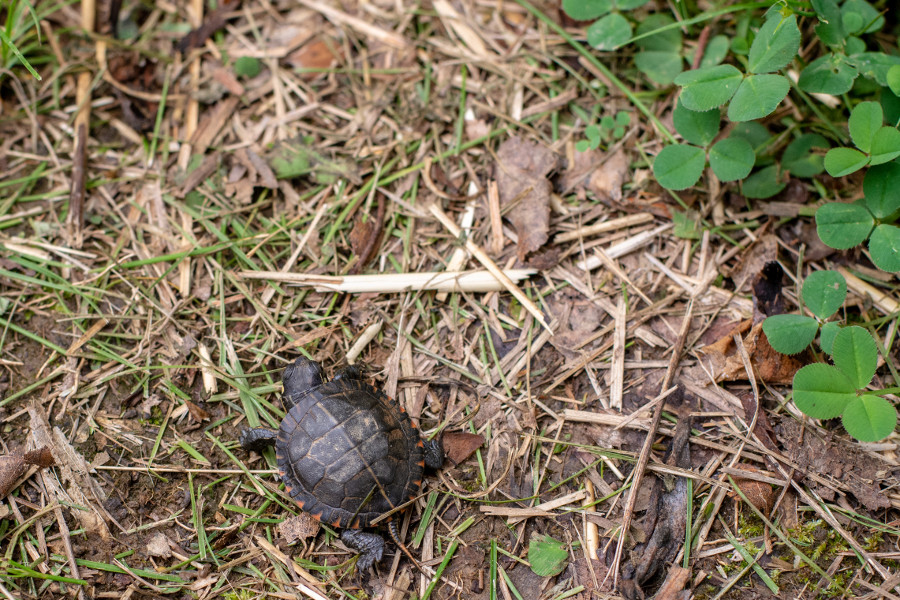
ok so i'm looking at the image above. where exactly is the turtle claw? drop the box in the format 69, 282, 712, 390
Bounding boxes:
341, 529, 384, 570
239, 427, 278, 452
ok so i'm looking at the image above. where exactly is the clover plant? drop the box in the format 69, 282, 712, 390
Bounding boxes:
763, 270, 897, 442
576, 111, 631, 152
561, 0, 900, 442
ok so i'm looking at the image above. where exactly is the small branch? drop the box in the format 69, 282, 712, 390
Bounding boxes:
429, 203, 552, 333
240, 269, 536, 293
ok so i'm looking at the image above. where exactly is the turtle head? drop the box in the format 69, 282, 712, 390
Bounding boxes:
282, 357, 326, 408
423, 437, 444, 470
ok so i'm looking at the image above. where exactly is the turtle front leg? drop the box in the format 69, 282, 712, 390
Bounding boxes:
239, 427, 278, 453
341, 529, 385, 570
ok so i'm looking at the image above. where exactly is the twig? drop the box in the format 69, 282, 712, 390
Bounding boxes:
346, 321, 383, 364
575, 224, 672, 270
609, 296, 626, 410
555, 212, 654, 243
240, 269, 536, 293
299, 0, 409, 48
610, 299, 694, 589
428, 203, 552, 332
177, 0, 204, 170
69, 0, 96, 249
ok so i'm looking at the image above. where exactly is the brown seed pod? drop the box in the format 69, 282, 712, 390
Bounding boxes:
0, 446, 55, 498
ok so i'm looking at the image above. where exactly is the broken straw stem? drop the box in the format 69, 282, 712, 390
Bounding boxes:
428, 203, 552, 333
240, 269, 536, 293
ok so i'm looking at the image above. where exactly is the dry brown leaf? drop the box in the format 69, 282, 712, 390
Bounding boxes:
588, 148, 629, 201
559, 147, 629, 201
286, 38, 341, 79
0, 454, 26, 498
495, 136, 558, 262
279, 513, 320, 544
29, 406, 112, 539
724, 234, 778, 293
145, 532, 173, 558
184, 399, 211, 423
777, 418, 895, 511
698, 320, 804, 384
0, 446, 55, 498
729, 466, 776, 516
442, 432, 484, 465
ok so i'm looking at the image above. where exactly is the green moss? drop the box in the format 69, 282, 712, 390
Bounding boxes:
738, 514, 765, 539
863, 530, 883, 552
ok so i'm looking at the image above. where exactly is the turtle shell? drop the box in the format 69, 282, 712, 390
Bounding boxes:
275, 376, 426, 528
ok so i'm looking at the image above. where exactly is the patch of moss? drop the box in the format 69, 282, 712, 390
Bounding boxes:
738, 514, 765, 539
863, 530, 883, 552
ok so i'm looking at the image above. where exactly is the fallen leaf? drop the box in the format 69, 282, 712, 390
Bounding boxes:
697, 262, 802, 384
729, 466, 776, 516
0, 446, 55, 498
286, 38, 341, 79
184, 399, 211, 423
495, 136, 558, 262
528, 534, 569, 577
698, 320, 804, 384
145, 532, 172, 558
348, 195, 386, 273
0, 455, 26, 498
724, 234, 779, 294
441, 432, 484, 466
777, 418, 895, 511
279, 513, 320, 544
559, 147, 629, 202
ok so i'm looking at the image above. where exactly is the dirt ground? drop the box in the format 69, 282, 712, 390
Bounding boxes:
1, 0, 899, 599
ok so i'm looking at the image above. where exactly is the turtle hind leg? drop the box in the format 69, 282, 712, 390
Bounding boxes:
239, 427, 278, 453
341, 529, 384, 570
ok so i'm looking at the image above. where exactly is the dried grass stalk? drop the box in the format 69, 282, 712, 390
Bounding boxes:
240, 269, 536, 293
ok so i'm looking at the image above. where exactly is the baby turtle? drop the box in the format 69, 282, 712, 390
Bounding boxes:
240, 357, 443, 569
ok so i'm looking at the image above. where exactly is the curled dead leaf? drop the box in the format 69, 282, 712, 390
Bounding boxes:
286, 38, 342, 79
23, 446, 55, 468
729, 466, 776, 516
698, 320, 804, 384
442, 432, 484, 466
495, 136, 558, 262
279, 513, 320, 544
0, 446, 55, 498
184, 399, 210, 423
0, 455, 26, 498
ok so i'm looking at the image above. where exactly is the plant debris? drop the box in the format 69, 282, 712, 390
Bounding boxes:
495, 136, 558, 263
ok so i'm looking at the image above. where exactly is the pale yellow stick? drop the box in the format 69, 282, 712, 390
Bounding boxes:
838, 267, 900, 314
555, 212, 654, 243
240, 269, 535, 293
